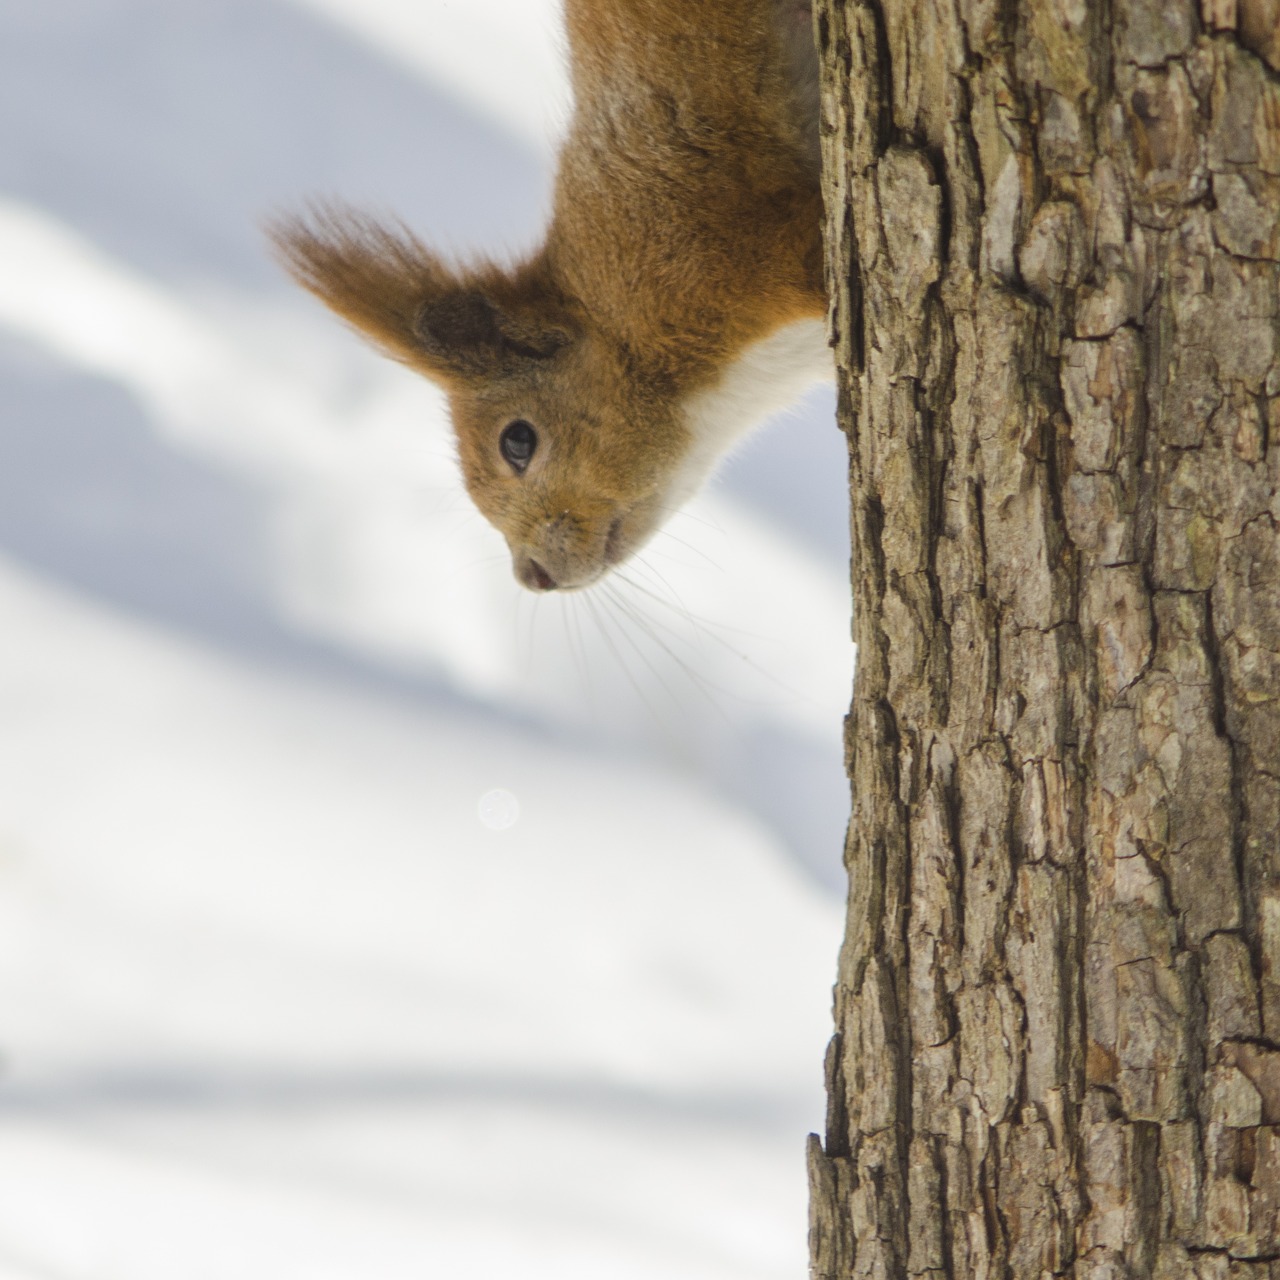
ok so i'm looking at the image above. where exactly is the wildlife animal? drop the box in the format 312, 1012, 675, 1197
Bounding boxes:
273, 0, 830, 593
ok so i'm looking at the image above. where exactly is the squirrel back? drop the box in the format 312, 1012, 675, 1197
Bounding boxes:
273, 0, 828, 592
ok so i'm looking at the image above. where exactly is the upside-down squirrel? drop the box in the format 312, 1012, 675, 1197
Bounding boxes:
273, 0, 829, 592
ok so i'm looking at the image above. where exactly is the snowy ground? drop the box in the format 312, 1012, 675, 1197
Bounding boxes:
0, 2, 850, 1275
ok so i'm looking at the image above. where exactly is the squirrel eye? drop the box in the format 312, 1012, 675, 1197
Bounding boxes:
499, 420, 538, 474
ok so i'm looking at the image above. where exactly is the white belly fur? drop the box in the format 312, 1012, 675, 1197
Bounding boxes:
673, 317, 834, 505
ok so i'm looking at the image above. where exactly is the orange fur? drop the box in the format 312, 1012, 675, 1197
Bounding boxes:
271, 0, 825, 591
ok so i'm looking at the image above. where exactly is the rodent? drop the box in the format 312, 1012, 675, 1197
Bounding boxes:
272, 0, 830, 593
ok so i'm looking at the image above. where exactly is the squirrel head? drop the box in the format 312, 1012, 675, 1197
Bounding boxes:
271, 210, 689, 592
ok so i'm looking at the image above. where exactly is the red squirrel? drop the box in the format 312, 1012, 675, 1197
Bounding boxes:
272, 0, 829, 592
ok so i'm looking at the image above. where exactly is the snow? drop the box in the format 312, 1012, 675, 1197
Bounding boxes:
0, 1, 851, 1274
282, 0, 573, 154
0, 557, 837, 1278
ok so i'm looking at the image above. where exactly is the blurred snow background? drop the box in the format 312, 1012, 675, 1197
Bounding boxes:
0, 1, 851, 1275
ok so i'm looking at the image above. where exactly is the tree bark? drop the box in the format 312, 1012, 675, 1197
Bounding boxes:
808, 1, 1280, 1276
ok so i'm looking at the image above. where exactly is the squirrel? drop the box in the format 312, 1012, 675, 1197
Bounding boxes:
272, 0, 829, 593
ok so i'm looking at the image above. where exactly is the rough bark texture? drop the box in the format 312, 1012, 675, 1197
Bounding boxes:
808, 1, 1280, 1276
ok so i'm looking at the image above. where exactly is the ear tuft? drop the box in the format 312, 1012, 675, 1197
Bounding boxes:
267, 203, 451, 369
267, 204, 575, 384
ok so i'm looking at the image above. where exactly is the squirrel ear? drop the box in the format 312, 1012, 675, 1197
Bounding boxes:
268, 207, 573, 384
413, 291, 571, 373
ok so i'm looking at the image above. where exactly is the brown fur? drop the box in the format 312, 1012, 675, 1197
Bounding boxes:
271, 0, 825, 591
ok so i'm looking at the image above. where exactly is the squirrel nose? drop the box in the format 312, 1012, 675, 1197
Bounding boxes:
520, 559, 558, 592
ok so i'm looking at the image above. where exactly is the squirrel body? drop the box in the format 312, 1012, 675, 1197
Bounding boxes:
275, 0, 828, 592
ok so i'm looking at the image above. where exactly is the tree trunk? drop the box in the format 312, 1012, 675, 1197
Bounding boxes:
808, 1, 1280, 1276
